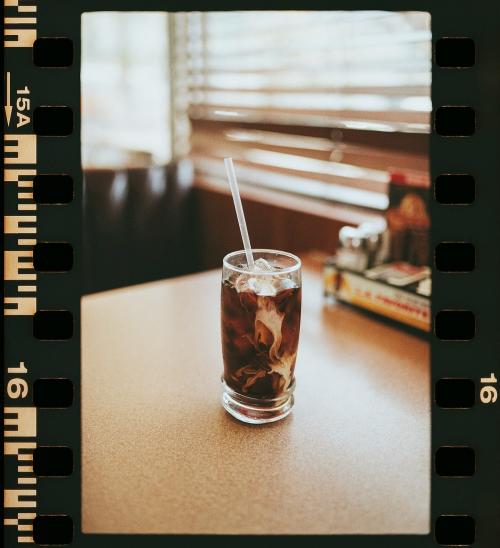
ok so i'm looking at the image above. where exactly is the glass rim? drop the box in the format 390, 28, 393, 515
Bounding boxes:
223, 248, 301, 276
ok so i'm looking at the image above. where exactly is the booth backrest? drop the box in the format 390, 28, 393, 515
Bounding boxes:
83, 161, 199, 294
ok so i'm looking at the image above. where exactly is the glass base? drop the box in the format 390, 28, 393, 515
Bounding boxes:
221, 377, 295, 424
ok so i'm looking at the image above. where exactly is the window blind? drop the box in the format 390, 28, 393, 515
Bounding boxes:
176, 10, 431, 210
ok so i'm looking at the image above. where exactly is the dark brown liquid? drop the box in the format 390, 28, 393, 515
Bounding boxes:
221, 280, 301, 399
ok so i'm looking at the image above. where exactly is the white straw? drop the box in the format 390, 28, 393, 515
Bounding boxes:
224, 157, 255, 270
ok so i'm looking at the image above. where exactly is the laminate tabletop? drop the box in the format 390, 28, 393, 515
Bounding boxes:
81, 257, 430, 535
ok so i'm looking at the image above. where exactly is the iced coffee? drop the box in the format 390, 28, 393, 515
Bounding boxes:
221, 249, 301, 424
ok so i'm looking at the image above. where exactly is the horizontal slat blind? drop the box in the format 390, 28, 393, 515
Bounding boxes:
185, 10, 431, 131
176, 11, 431, 209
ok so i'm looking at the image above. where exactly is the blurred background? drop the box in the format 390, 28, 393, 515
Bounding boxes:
81, 10, 431, 294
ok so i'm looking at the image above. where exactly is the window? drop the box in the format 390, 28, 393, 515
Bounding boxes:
81, 12, 171, 168
81, 11, 431, 211
175, 11, 431, 210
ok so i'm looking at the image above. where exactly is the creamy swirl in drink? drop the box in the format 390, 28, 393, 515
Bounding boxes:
221, 258, 301, 399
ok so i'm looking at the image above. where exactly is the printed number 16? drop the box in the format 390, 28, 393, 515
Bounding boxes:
480, 373, 498, 404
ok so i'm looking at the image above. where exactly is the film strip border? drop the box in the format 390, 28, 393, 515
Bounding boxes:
4, 0, 77, 545
5, 1, 39, 544
3, 4, 499, 547
431, 24, 498, 547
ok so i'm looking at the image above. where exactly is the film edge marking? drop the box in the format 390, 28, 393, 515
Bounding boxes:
4, 11, 38, 539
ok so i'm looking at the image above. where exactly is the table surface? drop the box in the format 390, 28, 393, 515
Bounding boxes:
81, 257, 430, 535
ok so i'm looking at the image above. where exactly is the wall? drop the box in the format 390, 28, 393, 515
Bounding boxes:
192, 185, 360, 270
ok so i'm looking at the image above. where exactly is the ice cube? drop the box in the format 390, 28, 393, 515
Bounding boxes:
275, 277, 296, 291
233, 258, 296, 296
235, 276, 273, 296
252, 277, 277, 296
252, 258, 275, 272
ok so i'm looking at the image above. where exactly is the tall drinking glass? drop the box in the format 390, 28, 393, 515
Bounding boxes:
221, 249, 302, 424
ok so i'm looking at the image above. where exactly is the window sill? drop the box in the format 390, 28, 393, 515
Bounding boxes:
193, 174, 384, 228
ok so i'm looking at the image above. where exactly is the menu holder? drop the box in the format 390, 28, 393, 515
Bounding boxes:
324, 260, 431, 333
